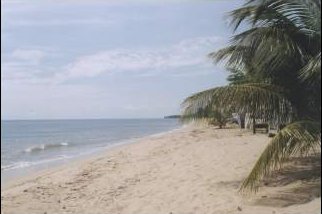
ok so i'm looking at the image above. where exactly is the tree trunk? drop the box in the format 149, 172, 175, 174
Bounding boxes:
239, 113, 246, 129
253, 118, 256, 134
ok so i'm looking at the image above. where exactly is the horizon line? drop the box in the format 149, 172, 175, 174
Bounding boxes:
1, 116, 181, 121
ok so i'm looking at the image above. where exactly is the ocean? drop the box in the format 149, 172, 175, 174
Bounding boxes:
1, 119, 180, 184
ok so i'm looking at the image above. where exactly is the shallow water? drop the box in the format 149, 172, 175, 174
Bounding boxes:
1, 119, 180, 183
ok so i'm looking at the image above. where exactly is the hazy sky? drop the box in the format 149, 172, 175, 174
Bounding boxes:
1, 0, 241, 120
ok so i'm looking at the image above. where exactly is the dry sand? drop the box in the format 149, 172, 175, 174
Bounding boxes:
1, 126, 321, 214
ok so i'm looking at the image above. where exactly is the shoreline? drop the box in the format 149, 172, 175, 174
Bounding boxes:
1, 124, 183, 187
2, 125, 184, 189
1, 125, 321, 214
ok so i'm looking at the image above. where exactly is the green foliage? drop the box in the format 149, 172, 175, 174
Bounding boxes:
208, 110, 230, 128
182, 0, 321, 192
241, 121, 321, 192
300, 53, 321, 84
182, 83, 293, 124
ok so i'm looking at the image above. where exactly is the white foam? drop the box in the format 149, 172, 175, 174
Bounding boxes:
24, 142, 69, 153
1, 155, 73, 171
60, 142, 69, 146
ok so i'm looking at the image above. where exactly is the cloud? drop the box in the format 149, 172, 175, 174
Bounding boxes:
1, 62, 35, 80
2, 1, 144, 27
6, 18, 117, 27
1, 0, 211, 5
1, 36, 226, 84
1, 49, 49, 82
62, 36, 225, 79
11, 49, 46, 63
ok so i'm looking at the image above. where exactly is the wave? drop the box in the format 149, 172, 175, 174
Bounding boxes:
24, 142, 70, 153
3, 126, 182, 172
1, 155, 72, 171
1, 162, 31, 171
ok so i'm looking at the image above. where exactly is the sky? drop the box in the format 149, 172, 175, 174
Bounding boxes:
1, 0, 241, 120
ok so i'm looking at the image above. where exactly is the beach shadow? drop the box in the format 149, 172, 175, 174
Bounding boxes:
216, 180, 241, 190
213, 125, 240, 130
254, 154, 321, 207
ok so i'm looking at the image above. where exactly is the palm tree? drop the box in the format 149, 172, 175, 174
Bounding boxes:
182, 0, 321, 192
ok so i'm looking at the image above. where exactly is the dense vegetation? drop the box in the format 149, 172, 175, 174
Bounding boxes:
182, 0, 321, 192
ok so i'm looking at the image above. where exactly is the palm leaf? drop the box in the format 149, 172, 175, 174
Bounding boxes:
182, 83, 293, 124
209, 45, 253, 71
232, 0, 321, 37
299, 52, 321, 84
226, 0, 320, 74
232, 26, 306, 72
240, 120, 321, 192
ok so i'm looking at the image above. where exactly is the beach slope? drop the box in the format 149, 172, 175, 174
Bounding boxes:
1, 126, 321, 214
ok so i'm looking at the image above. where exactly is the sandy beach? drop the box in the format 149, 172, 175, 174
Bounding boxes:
1, 126, 321, 214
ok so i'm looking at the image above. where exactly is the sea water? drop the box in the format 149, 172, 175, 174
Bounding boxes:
1, 119, 180, 184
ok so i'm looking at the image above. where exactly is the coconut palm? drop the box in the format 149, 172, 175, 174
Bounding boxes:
182, 0, 321, 192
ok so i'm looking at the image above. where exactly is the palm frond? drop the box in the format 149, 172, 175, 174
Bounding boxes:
299, 52, 321, 84
231, 0, 321, 37
227, 0, 320, 73
240, 120, 321, 192
208, 45, 253, 70
212, 26, 309, 78
232, 26, 306, 72
181, 83, 293, 124
229, 3, 297, 31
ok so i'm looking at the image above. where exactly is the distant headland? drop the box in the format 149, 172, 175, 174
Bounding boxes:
164, 115, 181, 119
